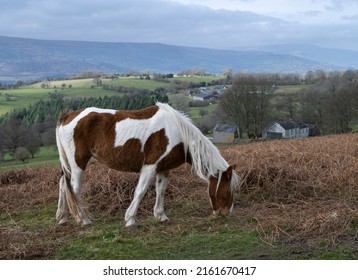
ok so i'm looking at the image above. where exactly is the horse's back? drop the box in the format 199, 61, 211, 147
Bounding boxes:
56, 105, 185, 172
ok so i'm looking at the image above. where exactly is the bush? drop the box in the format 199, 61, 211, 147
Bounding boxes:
14, 147, 31, 163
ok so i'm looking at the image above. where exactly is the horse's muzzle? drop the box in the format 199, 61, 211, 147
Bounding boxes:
213, 204, 234, 216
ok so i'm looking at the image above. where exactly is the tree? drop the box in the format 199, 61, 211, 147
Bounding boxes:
93, 78, 102, 86
305, 71, 315, 84
0, 120, 29, 158
224, 68, 233, 84
220, 76, 273, 138
299, 88, 324, 134
25, 127, 41, 158
14, 147, 31, 163
0, 119, 42, 159
324, 87, 355, 133
170, 94, 188, 112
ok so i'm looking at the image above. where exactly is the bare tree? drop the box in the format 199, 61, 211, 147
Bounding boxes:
0, 120, 41, 158
1, 120, 28, 157
324, 87, 355, 133
220, 76, 273, 138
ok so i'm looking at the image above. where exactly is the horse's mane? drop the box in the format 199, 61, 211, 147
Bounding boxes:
157, 102, 230, 181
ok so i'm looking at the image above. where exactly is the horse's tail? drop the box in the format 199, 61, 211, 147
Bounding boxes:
56, 115, 83, 223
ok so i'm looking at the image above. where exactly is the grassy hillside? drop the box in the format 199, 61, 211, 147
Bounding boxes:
1, 134, 357, 259
0, 79, 113, 115
0, 75, 222, 115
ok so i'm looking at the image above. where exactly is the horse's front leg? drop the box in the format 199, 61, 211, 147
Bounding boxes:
125, 165, 156, 228
154, 171, 170, 223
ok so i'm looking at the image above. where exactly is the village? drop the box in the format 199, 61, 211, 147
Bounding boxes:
187, 82, 321, 144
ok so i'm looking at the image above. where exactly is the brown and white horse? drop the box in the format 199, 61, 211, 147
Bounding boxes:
55, 102, 239, 228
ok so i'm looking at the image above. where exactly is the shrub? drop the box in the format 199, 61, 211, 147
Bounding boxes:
14, 147, 31, 163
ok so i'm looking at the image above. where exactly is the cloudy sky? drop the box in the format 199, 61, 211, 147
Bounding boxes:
1, 0, 358, 51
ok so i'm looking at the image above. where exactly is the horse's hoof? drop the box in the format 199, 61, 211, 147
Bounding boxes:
160, 217, 169, 223
156, 213, 169, 223
58, 218, 68, 225
125, 224, 139, 231
81, 221, 92, 227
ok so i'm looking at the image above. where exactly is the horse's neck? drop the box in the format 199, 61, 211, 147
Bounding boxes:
186, 137, 228, 181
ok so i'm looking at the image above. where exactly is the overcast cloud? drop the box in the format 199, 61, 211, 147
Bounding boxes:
0, 0, 358, 51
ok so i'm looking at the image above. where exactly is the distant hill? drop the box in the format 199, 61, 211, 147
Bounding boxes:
0, 36, 346, 82
245, 44, 358, 69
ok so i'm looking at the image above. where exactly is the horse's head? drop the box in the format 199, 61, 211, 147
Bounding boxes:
208, 165, 238, 216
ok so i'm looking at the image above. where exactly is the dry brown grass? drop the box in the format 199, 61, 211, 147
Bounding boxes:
1, 133, 358, 259
222, 133, 358, 245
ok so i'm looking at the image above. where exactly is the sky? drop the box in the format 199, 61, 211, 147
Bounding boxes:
1, 0, 358, 51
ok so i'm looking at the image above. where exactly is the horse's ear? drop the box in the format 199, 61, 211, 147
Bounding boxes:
225, 164, 237, 178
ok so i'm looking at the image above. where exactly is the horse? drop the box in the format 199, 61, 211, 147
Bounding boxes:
55, 102, 239, 228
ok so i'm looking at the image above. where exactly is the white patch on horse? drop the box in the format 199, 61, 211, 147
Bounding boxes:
114, 109, 182, 159
114, 118, 161, 148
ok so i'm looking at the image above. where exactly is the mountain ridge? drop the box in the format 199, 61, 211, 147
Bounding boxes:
0, 35, 350, 82
243, 44, 358, 69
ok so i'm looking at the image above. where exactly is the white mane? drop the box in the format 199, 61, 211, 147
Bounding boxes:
157, 102, 230, 181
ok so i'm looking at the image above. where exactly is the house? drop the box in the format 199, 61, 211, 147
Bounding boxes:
262, 120, 310, 139
213, 124, 239, 143
191, 93, 219, 101
189, 87, 224, 101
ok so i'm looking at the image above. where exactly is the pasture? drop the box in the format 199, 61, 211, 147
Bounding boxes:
1, 133, 358, 259
0, 75, 224, 115
0, 146, 58, 170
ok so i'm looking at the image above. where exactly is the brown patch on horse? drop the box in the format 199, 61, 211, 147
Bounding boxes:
156, 142, 191, 172
108, 139, 144, 172
144, 129, 169, 164
59, 109, 85, 126
72, 105, 160, 171
113, 105, 159, 122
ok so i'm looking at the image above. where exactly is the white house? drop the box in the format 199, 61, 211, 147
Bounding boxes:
262, 120, 310, 139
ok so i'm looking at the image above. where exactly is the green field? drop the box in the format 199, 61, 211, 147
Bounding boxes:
0, 75, 224, 115
106, 77, 169, 90
274, 84, 309, 94
0, 146, 59, 170
188, 103, 218, 122
0, 85, 117, 115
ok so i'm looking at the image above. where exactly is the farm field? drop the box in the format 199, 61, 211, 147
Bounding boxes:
0, 75, 224, 115
0, 146, 58, 170
0, 85, 116, 115
1, 133, 357, 259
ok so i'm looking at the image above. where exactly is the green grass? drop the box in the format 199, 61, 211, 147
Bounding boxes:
188, 103, 218, 122
55, 226, 261, 260
106, 77, 170, 90
0, 146, 59, 170
274, 84, 310, 94
171, 75, 224, 83
0, 87, 118, 115
3, 201, 355, 260
32, 205, 270, 260
28, 78, 109, 89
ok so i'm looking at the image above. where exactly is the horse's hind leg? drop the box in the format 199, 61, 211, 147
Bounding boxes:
56, 175, 69, 224
154, 171, 169, 223
125, 165, 156, 228
71, 166, 92, 226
